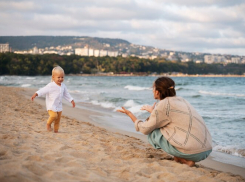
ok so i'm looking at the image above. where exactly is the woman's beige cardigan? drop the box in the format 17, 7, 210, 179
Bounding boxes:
135, 96, 212, 154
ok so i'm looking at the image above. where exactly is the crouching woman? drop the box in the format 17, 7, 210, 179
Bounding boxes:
117, 77, 212, 167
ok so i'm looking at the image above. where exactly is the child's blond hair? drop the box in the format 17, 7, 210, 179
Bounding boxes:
51, 66, 65, 82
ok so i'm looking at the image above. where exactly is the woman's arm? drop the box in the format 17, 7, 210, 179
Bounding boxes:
140, 102, 156, 113
137, 109, 169, 134
116, 107, 137, 123
117, 105, 159, 135
117, 100, 170, 135
129, 101, 171, 135
138, 100, 171, 134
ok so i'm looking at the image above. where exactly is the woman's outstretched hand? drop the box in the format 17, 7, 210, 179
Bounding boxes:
116, 107, 137, 123
140, 102, 156, 113
116, 107, 131, 115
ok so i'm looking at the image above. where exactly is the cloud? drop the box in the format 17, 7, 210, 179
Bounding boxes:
0, 0, 245, 55
153, 0, 244, 7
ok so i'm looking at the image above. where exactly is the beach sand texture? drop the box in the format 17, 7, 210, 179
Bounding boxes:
0, 86, 244, 182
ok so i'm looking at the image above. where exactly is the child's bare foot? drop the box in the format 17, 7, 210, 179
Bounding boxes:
174, 156, 195, 167
46, 124, 52, 131
54, 130, 58, 133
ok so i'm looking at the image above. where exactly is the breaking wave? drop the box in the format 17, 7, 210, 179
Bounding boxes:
213, 145, 245, 158
124, 85, 151, 91
199, 90, 245, 98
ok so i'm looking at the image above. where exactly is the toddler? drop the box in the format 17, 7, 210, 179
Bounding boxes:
31, 66, 75, 133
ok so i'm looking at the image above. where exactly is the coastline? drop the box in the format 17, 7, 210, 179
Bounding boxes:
0, 86, 245, 181
68, 73, 245, 77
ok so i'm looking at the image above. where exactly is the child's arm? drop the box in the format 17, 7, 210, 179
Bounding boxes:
71, 100, 75, 108
31, 93, 38, 101
63, 85, 75, 107
31, 84, 50, 101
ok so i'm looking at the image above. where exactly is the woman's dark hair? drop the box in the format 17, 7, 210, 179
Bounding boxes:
154, 77, 176, 100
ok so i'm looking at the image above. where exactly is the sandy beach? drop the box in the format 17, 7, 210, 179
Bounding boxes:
0, 86, 244, 182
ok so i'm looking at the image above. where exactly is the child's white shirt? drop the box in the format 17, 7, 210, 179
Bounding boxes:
36, 82, 73, 112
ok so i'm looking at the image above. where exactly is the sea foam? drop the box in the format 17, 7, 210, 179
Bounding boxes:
124, 85, 151, 91
199, 90, 245, 97
213, 145, 245, 158
123, 100, 137, 107
26, 77, 36, 80
90, 100, 116, 109
21, 84, 31, 87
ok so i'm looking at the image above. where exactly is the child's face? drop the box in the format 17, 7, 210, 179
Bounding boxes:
52, 71, 64, 86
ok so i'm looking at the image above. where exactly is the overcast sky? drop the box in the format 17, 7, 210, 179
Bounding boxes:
0, 0, 245, 56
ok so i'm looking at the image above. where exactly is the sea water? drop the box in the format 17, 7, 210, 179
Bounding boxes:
1, 75, 245, 159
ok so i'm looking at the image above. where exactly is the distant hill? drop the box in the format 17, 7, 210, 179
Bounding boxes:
0, 36, 131, 51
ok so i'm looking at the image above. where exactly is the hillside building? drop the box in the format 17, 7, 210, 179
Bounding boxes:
204, 55, 212, 64
169, 52, 175, 56
88, 49, 94, 56
231, 57, 241, 64
0, 43, 9, 53
108, 51, 118, 57
75, 48, 89, 56
14, 50, 31, 54
43, 50, 58, 54
100, 50, 108, 57
94, 50, 100, 57
179, 54, 191, 62
33, 46, 39, 54
75, 47, 118, 57
204, 55, 226, 64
